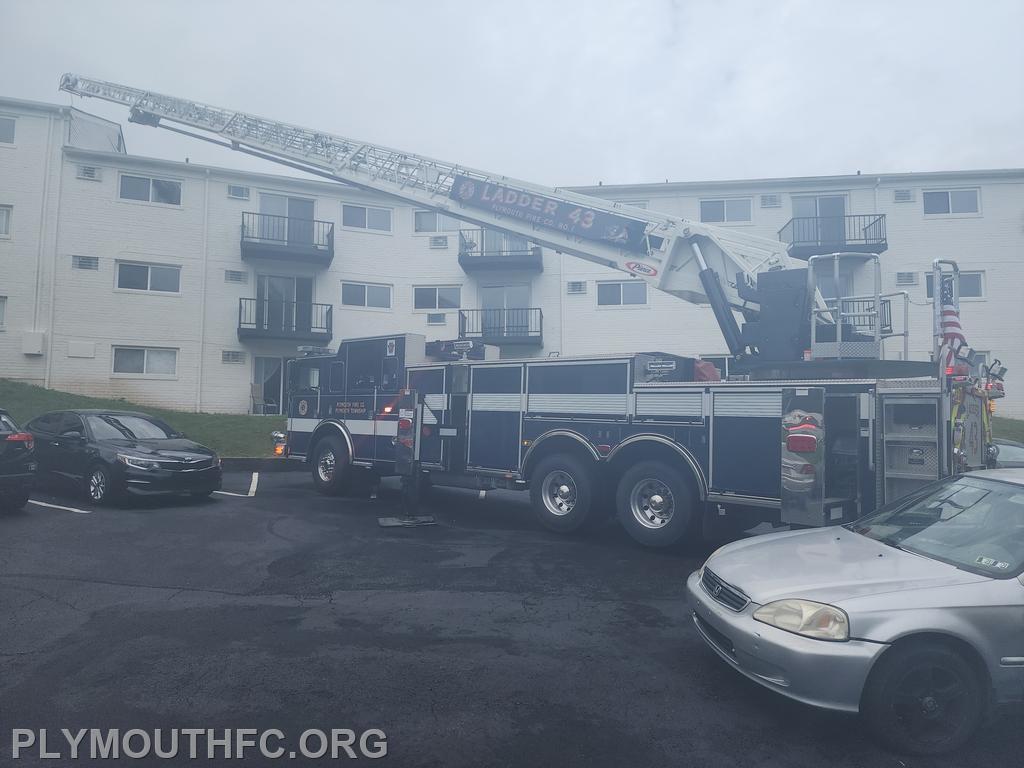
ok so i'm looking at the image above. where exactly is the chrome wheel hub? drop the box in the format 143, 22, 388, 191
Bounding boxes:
630, 479, 674, 529
89, 471, 106, 501
542, 471, 577, 517
317, 450, 336, 483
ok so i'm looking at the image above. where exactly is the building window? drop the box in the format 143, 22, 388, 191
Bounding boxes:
0, 296, 6, 328
413, 285, 460, 310
224, 269, 248, 284
414, 210, 460, 233
117, 262, 181, 293
112, 346, 178, 376
0, 117, 14, 144
119, 174, 182, 205
926, 271, 984, 299
227, 185, 250, 200
923, 189, 979, 216
72, 255, 99, 270
699, 198, 752, 223
0, 205, 10, 237
597, 280, 647, 306
342, 204, 392, 232
221, 350, 247, 364
341, 281, 391, 309
759, 194, 781, 208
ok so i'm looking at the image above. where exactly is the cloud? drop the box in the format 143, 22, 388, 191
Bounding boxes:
1, 0, 1020, 184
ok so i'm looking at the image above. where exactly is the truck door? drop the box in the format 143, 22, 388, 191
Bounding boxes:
407, 367, 446, 467
287, 359, 322, 421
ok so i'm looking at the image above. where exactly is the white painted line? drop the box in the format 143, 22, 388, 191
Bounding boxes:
28, 499, 92, 514
213, 471, 260, 498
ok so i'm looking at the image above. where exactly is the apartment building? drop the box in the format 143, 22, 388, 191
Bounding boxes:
1, 96, 1021, 416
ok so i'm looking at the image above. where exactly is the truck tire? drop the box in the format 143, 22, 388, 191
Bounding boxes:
310, 435, 349, 496
529, 454, 594, 533
615, 460, 697, 547
861, 641, 986, 755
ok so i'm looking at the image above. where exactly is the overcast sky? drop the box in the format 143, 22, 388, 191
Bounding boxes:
1, 0, 1021, 186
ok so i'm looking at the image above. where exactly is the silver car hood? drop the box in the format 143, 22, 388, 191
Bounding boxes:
706, 527, 989, 606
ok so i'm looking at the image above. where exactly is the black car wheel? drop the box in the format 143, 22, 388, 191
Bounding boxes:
862, 641, 986, 755
85, 464, 115, 505
0, 488, 30, 512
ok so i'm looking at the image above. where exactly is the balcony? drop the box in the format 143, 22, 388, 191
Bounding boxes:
778, 214, 887, 259
458, 229, 543, 272
459, 308, 543, 346
240, 212, 335, 267
237, 298, 333, 343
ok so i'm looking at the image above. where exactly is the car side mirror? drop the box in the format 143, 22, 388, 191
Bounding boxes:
63, 430, 85, 441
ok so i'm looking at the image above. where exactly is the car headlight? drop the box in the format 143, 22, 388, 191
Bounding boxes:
117, 454, 162, 471
211, 454, 221, 467
753, 599, 849, 641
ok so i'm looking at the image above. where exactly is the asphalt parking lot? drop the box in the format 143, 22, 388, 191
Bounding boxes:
1, 471, 1021, 767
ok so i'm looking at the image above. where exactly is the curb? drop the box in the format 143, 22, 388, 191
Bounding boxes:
221, 457, 304, 472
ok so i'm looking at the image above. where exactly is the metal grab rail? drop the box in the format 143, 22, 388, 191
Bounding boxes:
238, 298, 332, 335
241, 212, 334, 249
459, 308, 543, 340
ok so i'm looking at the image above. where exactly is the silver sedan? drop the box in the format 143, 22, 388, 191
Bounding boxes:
687, 469, 1024, 755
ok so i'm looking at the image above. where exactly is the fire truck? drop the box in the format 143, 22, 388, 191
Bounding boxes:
60, 75, 1007, 547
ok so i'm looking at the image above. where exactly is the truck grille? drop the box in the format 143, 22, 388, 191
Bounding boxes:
700, 568, 749, 612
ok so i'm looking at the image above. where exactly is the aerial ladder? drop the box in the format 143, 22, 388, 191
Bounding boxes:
58, 74, 800, 360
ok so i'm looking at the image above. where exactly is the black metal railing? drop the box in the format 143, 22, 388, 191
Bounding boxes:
238, 298, 332, 339
459, 308, 543, 343
458, 229, 540, 259
241, 212, 334, 250
778, 214, 886, 251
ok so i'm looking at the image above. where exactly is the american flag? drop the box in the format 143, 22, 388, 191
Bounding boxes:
939, 275, 967, 367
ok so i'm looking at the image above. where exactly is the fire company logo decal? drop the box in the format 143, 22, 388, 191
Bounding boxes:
625, 261, 658, 277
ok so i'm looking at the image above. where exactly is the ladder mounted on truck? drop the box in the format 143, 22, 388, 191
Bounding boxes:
59, 73, 796, 357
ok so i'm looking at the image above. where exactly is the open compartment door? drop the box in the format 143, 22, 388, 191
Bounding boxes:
780, 387, 825, 526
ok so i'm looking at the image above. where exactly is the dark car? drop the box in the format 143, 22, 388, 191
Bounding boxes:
25, 410, 221, 504
993, 438, 1024, 469
0, 409, 36, 512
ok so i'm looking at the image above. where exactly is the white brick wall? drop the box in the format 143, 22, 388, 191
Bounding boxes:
2, 97, 1022, 417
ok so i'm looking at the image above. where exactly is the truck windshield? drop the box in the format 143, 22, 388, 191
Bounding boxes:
848, 476, 1024, 579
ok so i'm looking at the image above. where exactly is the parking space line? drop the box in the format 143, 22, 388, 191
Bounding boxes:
28, 499, 92, 514
214, 471, 260, 498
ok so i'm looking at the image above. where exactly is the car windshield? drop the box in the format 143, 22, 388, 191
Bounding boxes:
85, 414, 178, 441
848, 476, 1024, 578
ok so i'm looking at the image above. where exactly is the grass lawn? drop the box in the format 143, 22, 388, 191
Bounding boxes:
0, 379, 285, 457
993, 415, 1024, 443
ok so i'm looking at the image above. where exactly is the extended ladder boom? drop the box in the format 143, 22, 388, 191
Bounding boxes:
60, 74, 795, 353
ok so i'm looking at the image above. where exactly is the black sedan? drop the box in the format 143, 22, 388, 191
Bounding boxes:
25, 410, 221, 504
0, 409, 36, 512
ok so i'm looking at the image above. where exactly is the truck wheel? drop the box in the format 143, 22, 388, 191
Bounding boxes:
616, 461, 697, 547
861, 641, 986, 755
529, 454, 594, 533
310, 435, 349, 496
